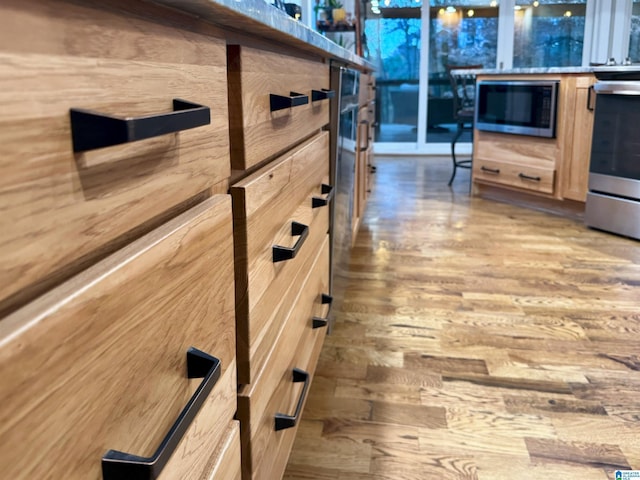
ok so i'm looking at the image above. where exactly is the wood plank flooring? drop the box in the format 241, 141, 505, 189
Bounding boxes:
283, 156, 640, 480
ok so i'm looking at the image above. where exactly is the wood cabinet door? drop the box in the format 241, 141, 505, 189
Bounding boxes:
561, 75, 595, 202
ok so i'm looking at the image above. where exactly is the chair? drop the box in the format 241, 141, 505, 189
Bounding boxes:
446, 64, 482, 186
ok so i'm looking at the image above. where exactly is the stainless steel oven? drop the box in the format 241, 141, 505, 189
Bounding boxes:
585, 71, 640, 240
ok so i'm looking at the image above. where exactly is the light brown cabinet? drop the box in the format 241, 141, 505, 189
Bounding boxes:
0, 0, 367, 478
560, 75, 596, 202
0, 1, 239, 478
473, 73, 595, 209
228, 45, 332, 480
353, 73, 376, 242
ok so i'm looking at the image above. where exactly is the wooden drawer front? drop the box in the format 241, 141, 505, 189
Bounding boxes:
204, 420, 242, 480
0, 1, 230, 313
238, 238, 329, 480
165, 420, 242, 480
232, 132, 330, 384
0, 196, 236, 480
474, 159, 555, 194
228, 44, 330, 171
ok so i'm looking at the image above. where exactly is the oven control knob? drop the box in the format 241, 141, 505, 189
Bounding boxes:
606, 57, 617, 66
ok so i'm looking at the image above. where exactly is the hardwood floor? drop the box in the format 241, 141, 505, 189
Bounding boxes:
283, 156, 640, 480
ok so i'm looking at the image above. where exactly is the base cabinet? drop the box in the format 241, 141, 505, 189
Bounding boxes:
473, 73, 595, 207
560, 75, 595, 202
0, 1, 362, 479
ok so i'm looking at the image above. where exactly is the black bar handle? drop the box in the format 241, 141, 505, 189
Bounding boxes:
359, 120, 370, 151
70, 99, 210, 152
312, 184, 335, 208
273, 222, 309, 263
102, 347, 221, 480
587, 84, 595, 111
311, 89, 336, 102
519, 173, 541, 182
270, 92, 309, 112
274, 368, 310, 431
312, 293, 333, 329
481, 166, 500, 175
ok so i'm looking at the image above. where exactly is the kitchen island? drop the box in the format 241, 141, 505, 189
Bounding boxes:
0, 1, 373, 479
463, 67, 596, 218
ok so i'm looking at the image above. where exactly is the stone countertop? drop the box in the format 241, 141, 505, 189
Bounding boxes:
451, 66, 594, 75
151, 0, 373, 70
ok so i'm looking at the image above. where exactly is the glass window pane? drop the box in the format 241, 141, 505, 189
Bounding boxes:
427, 0, 498, 142
513, 0, 586, 68
629, 0, 640, 62
365, 4, 421, 143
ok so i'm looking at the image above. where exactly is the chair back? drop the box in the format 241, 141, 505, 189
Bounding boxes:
446, 64, 482, 121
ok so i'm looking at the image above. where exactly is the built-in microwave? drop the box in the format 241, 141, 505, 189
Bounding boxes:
475, 80, 559, 138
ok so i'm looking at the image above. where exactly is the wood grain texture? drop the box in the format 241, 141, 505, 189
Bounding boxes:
237, 239, 329, 480
227, 44, 329, 171
0, 0, 231, 315
472, 158, 555, 194
231, 132, 329, 384
202, 420, 242, 480
560, 74, 595, 202
284, 156, 640, 479
0, 196, 237, 480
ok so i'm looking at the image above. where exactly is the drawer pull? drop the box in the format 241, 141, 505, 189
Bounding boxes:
274, 368, 310, 431
312, 293, 333, 329
518, 173, 542, 182
270, 92, 309, 112
70, 99, 211, 152
311, 89, 336, 102
481, 166, 500, 175
273, 222, 309, 263
101, 347, 221, 480
312, 184, 335, 208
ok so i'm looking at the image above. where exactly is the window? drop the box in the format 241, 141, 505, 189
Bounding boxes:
513, 0, 586, 67
365, 2, 422, 142
427, 0, 498, 142
629, 0, 640, 61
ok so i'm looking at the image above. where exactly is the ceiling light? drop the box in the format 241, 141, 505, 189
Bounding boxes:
564, 10, 571, 16
514, 5, 522, 10
439, 7, 445, 14
533, 0, 539, 6
490, 0, 498, 7
445, 6, 456, 13
467, 8, 474, 16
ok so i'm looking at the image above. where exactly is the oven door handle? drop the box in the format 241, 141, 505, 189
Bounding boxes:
594, 81, 640, 95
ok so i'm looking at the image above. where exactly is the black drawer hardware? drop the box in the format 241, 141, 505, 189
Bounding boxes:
311, 89, 335, 102
360, 120, 370, 151
70, 99, 210, 152
312, 293, 333, 329
519, 173, 542, 182
273, 222, 309, 263
270, 92, 309, 112
312, 184, 335, 208
274, 368, 310, 431
480, 166, 500, 174
587, 84, 595, 111
101, 347, 221, 480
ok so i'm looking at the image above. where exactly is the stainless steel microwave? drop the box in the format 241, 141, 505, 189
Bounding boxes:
475, 80, 559, 138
